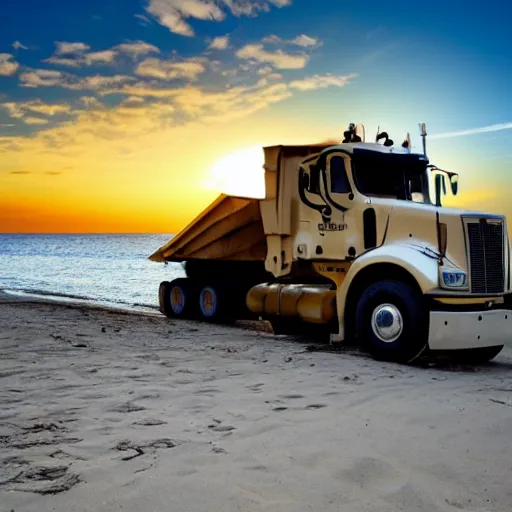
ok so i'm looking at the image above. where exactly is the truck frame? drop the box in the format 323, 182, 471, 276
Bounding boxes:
149, 123, 512, 364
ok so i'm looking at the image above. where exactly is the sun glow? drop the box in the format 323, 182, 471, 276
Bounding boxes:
203, 145, 266, 199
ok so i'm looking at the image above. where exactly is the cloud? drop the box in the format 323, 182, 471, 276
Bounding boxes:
28, 102, 71, 116
2, 100, 72, 120
84, 50, 117, 65
146, 0, 223, 37
55, 41, 91, 55
262, 34, 320, 47
19, 69, 135, 90
80, 75, 135, 89
101, 71, 355, 129
19, 69, 64, 87
289, 73, 357, 91
135, 57, 207, 81
79, 96, 104, 109
114, 41, 160, 59
145, 0, 292, 36
45, 42, 118, 68
135, 13, 152, 25
45, 41, 160, 68
430, 122, 512, 139
7, 169, 62, 176
0, 54, 20, 76
44, 56, 84, 67
119, 81, 294, 125
208, 35, 230, 50
12, 41, 28, 51
291, 34, 319, 47
121, 96, 146, 105
236, 44, 308, 69
24, 117, 50, 125
0, 123, 15, 128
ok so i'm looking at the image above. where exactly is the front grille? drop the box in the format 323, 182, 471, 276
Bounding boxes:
466, 219, 504, 294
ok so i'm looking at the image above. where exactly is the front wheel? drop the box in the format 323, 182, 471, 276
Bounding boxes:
355, 280, 428, 363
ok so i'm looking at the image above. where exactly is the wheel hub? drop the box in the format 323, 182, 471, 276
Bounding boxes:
371, 303, 403, 343
170, 286, 185, 314
200, 287, 217, 317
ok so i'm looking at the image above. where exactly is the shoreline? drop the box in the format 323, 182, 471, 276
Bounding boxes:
0, 289, 161, 317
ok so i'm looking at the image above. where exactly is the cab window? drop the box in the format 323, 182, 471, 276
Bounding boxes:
330, 156, 352, 194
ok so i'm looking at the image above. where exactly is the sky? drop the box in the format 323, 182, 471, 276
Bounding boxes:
0, 0, 511, 233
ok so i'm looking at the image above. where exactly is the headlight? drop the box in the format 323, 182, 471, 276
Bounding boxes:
442, 269, 467, 288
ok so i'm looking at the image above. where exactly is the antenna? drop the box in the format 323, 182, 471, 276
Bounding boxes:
419, 122, 427, 157
401, 132, 412, 151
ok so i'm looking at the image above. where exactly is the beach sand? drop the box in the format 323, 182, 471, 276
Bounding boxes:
1, 292, 512, 511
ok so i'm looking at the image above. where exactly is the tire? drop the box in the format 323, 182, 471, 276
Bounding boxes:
355, 280, 428, 363
159, 281, 171, 316
165, 278, 198, 319
451, 345, 504, 365
197, 282, 233, 323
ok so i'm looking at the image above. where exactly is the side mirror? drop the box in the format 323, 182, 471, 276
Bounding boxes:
450, 174, 459, 196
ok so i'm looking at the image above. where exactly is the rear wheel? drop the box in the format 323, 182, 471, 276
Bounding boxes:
356, 280, 428, 363
165, 278, 198, 318
159, 281, 171, 316
197, 282, 233, 323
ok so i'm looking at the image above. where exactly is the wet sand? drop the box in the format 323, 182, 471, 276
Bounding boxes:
1, 292, 512, 511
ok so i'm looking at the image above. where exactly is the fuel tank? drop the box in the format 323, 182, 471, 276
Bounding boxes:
246, 283, 337, 324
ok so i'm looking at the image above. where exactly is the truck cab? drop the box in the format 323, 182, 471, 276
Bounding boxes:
151, 123, 512, 364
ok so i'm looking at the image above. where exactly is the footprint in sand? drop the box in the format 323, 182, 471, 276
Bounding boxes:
208, 424, 236, 432
0, 462, 81, 495
247, 383, 265, 392
133, 418, 168, 426
109, 402, 147, 414
113, 438, 177, 461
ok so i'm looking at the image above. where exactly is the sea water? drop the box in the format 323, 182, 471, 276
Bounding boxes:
0, 234, 186, 312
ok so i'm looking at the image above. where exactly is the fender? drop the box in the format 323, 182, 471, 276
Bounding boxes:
333, 243, 441, 341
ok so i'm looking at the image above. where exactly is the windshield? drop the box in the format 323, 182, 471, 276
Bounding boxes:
351, 152, 432, 204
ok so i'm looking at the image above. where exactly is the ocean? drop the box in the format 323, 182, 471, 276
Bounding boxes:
0, 234, 186, 312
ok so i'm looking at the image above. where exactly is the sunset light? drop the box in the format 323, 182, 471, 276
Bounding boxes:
204, 146, 266, 199
0, 1, 510, 234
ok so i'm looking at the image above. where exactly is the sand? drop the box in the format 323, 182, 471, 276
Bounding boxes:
1, 292, 512, 512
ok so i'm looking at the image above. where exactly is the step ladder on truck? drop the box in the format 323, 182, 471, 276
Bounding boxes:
149, 122, 512, 364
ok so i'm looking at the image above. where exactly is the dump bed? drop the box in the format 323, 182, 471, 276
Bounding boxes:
148, 194, 267, 263
149, 142, 336, 265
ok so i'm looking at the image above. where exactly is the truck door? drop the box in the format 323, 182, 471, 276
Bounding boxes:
298, 152, 366, 261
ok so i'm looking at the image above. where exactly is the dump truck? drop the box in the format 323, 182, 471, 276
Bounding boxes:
149, 123, 512, 364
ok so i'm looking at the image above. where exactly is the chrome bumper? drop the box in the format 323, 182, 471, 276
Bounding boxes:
428, 309, 511, 350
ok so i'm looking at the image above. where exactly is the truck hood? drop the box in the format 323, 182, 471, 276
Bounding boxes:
369, 198, 507, 272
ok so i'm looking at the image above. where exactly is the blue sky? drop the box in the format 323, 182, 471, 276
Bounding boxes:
1, 0, 511, 232
1, 0, 510, 132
